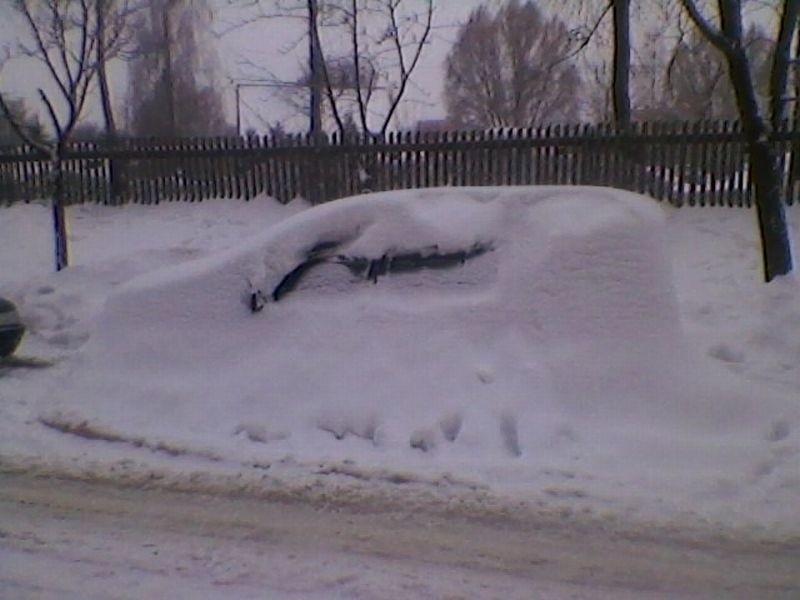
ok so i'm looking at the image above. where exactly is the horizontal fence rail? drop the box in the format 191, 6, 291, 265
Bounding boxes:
1, 120, 799, 207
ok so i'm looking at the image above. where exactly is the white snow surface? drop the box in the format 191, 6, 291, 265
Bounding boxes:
1, 187, 799, 535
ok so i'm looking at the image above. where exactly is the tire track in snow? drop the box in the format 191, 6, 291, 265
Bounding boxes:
1, 472, 799, 599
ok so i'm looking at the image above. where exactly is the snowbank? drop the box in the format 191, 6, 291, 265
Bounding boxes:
1, 195, 309, 355
2, 187, 799, 532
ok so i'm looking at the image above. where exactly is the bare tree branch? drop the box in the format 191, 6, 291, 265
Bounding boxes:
547, 1, 613, 69
226, 0, 435, 136
350, 0, 368, 131
679, 0, 736, 54
379, 0, 433, 134
17, 1, 72, 105
310, 4, 346, 135
769, 0, 800, 126
38, 88, 62, 143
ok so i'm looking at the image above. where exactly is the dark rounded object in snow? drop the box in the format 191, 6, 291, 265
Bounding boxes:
0, 297, 25, 358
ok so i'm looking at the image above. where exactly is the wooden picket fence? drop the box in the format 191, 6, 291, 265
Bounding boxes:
2, 120, 800, 207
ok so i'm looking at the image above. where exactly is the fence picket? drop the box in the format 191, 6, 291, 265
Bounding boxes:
499, 128, 509, 185
702, 121, 714, 206
216, 137, 228, 199
730, 121, 744, 207
665, 122, 678, 206
243, 135, 254, 200
626, 122, 639, 192
194, 138, 205, 202
260, 135, 272, 201
0, 121, 795, 209
282, 134, 294, 202
711, 121, 722, 207
273, 135, 284, 202
294, 133, 306, 201
684, 122, 697, 206
222, 136, 233, 199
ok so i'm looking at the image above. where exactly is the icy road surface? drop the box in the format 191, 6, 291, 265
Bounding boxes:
1, 472, 798, 599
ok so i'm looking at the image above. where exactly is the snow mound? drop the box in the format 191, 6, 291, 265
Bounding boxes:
45, 186, 795, 475
2, 195, 309, 358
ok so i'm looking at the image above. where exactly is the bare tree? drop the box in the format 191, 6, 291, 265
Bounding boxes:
225, 0, 434, 136
128, 0, 230, 137
443, 0, 581, 128
587, 0, 773, 122
681, 0, 794, 281
309, 0, 434, 136
540, 0, 637, 126
0, 0, 133, 270
665, 21, 736, 119
95, 0, 140, 138
652, 21, 773, 120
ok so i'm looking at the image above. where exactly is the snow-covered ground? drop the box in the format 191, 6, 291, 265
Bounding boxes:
4, 471, 798, 600
1, 188, 799, 588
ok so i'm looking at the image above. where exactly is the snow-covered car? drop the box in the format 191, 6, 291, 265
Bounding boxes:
61, 184, 790, 467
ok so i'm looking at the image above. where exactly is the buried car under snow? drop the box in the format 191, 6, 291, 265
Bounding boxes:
61, 186, 785, 461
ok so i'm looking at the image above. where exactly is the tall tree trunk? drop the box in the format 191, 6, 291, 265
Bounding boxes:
791, 25, 800, 191
749, 138, 791, 281
96, 0, 117, 137
308, 0, 323, 137
611, 0, 633, 190
96, 65, 116, 135
96, 0, 124, 204
612, 0, 631, 129
769, 0, 800, 128
721, 1, 792, 281
682, 0, 793, 281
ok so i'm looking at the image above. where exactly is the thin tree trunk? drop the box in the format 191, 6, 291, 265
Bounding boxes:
97, 65, 116, 135
769, 0, 800, 128
750, 139, 792, 281
790, 27, 800, 194
96, 0, 124, 204
612, 0, 631, 129
96, 0, 117, 138
308, 0, 323, 137
611, 0, 634, 190
51, 151, 69, 271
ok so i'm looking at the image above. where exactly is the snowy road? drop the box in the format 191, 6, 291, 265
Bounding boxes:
1, 473, 799, 599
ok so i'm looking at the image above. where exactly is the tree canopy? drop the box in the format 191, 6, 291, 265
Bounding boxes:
444, 0, 581, 129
